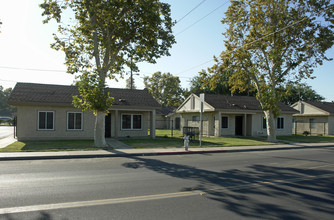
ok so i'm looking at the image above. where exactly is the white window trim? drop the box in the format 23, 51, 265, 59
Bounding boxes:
277, 117, 285, 130
37, 111, 55, 131
67, 112, 83, 131
221, 116, 229, 129
121, 114, 143, 130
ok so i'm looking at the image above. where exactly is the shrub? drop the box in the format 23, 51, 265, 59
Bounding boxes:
303, 131, 310, 136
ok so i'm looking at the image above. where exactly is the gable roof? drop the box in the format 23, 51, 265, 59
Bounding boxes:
178, 93, 298, 113
8, 83, 160, 109
302, 101, 334, 114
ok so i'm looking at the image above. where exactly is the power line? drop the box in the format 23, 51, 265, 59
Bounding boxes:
174, 13, 316, 76
175, 1, 229, 36
176, 0, 207, 24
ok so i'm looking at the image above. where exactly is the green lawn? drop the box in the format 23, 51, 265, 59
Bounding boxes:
278, 135, 334, 143
0, 140, 103, 152
121, 135, 274, 149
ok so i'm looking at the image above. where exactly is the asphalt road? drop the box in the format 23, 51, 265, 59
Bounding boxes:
0, 126, 13, 139
0, 148, 333, 220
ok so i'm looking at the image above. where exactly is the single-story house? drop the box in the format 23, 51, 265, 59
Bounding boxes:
176, 93, 298, 137
291, 101, 334, 135
7, 82, 160, 141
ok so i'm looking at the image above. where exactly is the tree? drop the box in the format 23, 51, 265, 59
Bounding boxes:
125, 76, 136, 89
207, 0, 334, 142
0, 87, 16, 116
192, 67, 256, 96
280, 82, 324, 105
144, 72, 184, 107
40, 0, 175, 147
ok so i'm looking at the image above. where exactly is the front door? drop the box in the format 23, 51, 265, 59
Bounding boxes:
235, 116, 243, 136
105, 113, 111, 138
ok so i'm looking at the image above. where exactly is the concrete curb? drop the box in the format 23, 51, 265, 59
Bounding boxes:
0, 144, 334, 161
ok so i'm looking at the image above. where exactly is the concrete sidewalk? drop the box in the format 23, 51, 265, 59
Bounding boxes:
0, 142, 334, 161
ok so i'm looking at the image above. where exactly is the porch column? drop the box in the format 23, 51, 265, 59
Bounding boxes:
243, 114, 247, 136
218, 112, 222, 137
150, 110, 156, 139
114, 110, 119, 139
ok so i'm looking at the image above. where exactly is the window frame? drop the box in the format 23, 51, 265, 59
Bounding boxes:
309, 118, 316, 129
192, 116, 200, 122
38, 111, 55, 130
277, 117, 284, 130
221, 116, 228, 129
121, 114, 143, 130
67, 112, 83, 131
262, 116, 267, 130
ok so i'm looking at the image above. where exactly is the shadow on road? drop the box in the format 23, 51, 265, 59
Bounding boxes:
122, 155, 334, 220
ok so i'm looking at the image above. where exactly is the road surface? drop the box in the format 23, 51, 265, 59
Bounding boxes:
0, 148, 333, 219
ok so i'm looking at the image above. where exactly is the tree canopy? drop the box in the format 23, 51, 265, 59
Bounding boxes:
0, 86, 16, 116
206, 0, 334, 142
40, 0, 175, 146
144, 72, 184, 107
279, 82, 324, 105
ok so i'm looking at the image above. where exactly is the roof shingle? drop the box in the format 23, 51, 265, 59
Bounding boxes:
8, 83, 160, 108
303, 101, 334, 114
203, 94, 297, 113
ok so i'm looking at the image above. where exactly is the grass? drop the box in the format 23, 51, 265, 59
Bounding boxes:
278, 135, 334, 143
2, 131, 334, 152
0, 140, 104, 152
121, 135, 274, 149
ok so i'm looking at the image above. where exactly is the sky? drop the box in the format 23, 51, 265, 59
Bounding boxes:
0, 0, 334, 101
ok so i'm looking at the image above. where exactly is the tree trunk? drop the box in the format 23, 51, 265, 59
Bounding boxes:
94, 111, 107, 147
264, 110, 277, 142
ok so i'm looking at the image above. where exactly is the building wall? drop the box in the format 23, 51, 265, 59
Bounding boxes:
328, 116, 334, 135
16, 106, 95, 141
252, 114, 294, 136
293, 116, 329, 135
16, 106, 152, 141
179, 111, 294, 137
110, 110, 149, 138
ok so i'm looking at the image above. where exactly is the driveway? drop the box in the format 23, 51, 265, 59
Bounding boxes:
0, 126, 16, 148
0, 126, 14, 139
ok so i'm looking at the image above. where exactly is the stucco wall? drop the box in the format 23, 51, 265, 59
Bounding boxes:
113, 111, 149, 138
328, 116, 334, 135
293, 116, 329, 135
16, 106, 152, 141
16, 106, 95, 141
251, 114, 293, 136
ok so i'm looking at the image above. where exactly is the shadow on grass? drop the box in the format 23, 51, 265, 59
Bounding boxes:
122, 153, 334, 219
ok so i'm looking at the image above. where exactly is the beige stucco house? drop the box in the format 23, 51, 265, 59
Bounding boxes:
291, 101, 334, 135
8, 83, 160, 141
176, 94, 298, 137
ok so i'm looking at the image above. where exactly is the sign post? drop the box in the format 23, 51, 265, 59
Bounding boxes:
199, 93, 205, 147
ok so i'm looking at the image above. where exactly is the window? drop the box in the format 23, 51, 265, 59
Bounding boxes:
192, 116, 200, 122
262, 117, 267, 129
221, 116, 228, 128
277, 117, 284, 129
67, 112, 83, 130
38, 111, 54, 130
310, 118, 316, 129
122, 114, 142, 130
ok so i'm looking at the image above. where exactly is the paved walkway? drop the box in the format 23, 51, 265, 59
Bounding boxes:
0, 141, 333, 161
